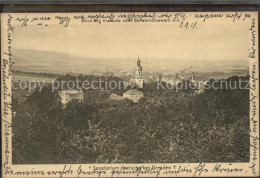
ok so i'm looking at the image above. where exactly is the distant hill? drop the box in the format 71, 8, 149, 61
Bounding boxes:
13, 49, 249, 78
13, 49, 135, 75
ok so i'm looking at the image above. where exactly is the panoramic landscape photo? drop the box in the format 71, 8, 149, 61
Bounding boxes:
11, 20, 250, 164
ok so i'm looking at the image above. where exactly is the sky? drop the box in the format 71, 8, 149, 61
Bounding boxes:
11, 13, 250, 72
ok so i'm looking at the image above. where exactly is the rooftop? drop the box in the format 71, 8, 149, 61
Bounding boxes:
110, 93, 124, 100
59, 89, 83, 94
123, 89, 143, 95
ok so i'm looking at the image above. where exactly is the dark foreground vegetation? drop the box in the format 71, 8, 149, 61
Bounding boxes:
12, 75, 249, 163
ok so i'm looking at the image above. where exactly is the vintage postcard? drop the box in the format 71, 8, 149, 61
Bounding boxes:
1, 11, 259, 177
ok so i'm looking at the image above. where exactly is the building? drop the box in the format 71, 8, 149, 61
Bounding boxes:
126, 56, 145, 89
134, 56, 144, 88
59, 89, 84, 108
110, 93, 124, 101
195, 80, 208, 94
123, 89, 143, 103
188, 72, 208, 94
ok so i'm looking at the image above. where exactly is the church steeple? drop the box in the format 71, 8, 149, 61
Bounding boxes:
132, 55, 144, 88
136, 55, 142, 78
137, 55, 140, 66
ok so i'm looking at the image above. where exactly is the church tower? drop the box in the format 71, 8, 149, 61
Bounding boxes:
134, 56, 144, 88
135, 56, 142, 78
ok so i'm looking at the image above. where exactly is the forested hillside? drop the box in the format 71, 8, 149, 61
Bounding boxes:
12, 75, 250, 164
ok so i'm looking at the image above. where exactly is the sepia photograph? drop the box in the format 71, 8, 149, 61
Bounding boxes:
1, 11, 259, 177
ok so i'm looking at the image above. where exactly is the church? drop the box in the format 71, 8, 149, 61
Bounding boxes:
129, 56, 144, 89
122, 56, 144, 103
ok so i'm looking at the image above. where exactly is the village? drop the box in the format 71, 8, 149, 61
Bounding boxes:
58, 56, 207, 108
